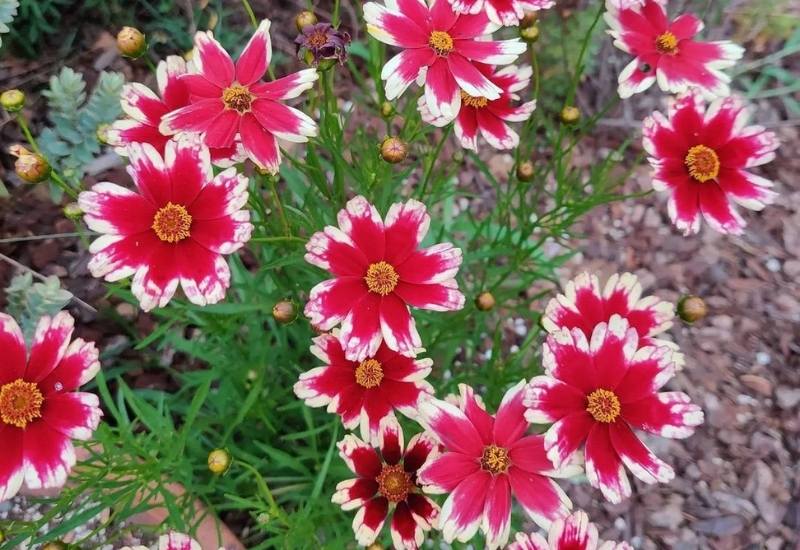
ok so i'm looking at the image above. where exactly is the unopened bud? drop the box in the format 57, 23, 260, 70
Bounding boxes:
520, 25, 540, 43
380, 136, 408, 164
117, 26, 147, 58
560, 105, 581, 124
516, 161, 535, 182
475, 291, 496, 311
677, 295, 707, 324
41, 542, 68, 550
64, 202, 83, 220
96, 123, 111, 145
10, 145, 50, 183
272, 300, 297, 324
366, 544, 384, 550
295, 10, 318, 32
1, 89, 25, 112
380, 101, 394, 118
208, 448, 232, 475
520, 11, 538, 28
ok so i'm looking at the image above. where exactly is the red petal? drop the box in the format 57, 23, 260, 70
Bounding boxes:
0, 314, 27, 385
194, 30, 235, 89
585, 424, 630, 504
26, 312, 74, 383
38, 338, 99, 396
0, 425, 24, 501
418, 398, 483, 457
236, 20, 271, 85
507, 467, 570, 528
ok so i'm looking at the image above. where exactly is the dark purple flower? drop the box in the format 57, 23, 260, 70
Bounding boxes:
295, 23, 351, 66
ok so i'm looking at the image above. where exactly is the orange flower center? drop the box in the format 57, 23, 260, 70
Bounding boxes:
364, 261, 399, 295
307, 30, 329, 48
222, 84, 254, 113
685, 144, 720, 182
376, 463, 412, 503
460, 90, 488, 109
354, 358, 384, 389
586, 388, 621, 423
152, 202, 192, 243
429, 30, 454, 56
480, 444, 510, 474
655, 31, 679, 54
0, 379, 44, 429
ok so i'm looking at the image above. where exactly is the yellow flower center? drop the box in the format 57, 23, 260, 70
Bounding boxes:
655, 31, 679, 54
428, 30, 454, 56
354, 358, 384, 389
376, 463, 412, 503
586, 389, 621, 423
684, 144, 720, 182
460, 90, 488, 109
152, 202, 192, 243
222, 84, 254, 113
480, 444, 510, 474
364, 261, 399, 296
0, 379, 44, 429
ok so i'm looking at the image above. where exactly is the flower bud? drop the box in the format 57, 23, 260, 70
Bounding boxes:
380, 137, 408, 164
366, 544, 384, 550
475, 291, 496, 311
380, 101, 394, 118
295, 10, 318, 32
208, 448, 232, 475
117, 26, 147, 58
520, 11, 538, 28
516, 160, 535, 182
677, 295, 707, 324
560, 105, 581, 124
10, 145, 51, 183
96, 123, 111, 145
63, 202, 83, 220
520, 25, 539, 43
1, 89, 25, 112
272, 300, 297, 324
41, 542, 68, 550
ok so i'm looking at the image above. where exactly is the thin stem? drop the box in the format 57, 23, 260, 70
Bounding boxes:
241, 0, 258, 29
16, 114, 79, 199
418, 125, 452, 198
265, 174, 291, 237
16, 114, 43, 155
0, 232, 88, 243
143, 55, 157, 73
249, 236, 305, 244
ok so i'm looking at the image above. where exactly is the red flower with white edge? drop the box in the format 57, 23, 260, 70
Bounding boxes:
78, 137, 253, 311
364, 0, 526, 122
333, 419, 440, 549
524, 315, 703, 504
604, 0, 743, 98
108, 55, 245, 167
448, 0, 554, 27
0, 311, 102, 502
417, 383, 576, 549
293, 332, 433, 442
159, 20, 318, 174
508, 510, 632, 550
304, 195, 465, 362
643, 91, 779, 235
419, 63, 536, 151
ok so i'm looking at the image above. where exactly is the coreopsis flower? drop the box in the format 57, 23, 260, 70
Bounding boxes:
508, 510, 632, 550
304, 195, 465, 361
295, 23, 351, 66
643, 91, 779, 235
448, 0, 554, 27
78, 137, 253, 311
417, 383, 576, 549
364, 0, 526, 122
294, 332, 433, 441
604, 0, 743, 98
108, 56, 244, 166
121, 532, 202, 550
419, 63, 536, 151
333, 419, 439, 549
159, 20, 318, 174
0, 311, 102, 501
525, 315, 704, 504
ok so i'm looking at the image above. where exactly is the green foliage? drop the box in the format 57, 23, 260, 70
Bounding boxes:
3, 0, 70, 57
4, 271, 73, 342
0, 0, 18, 47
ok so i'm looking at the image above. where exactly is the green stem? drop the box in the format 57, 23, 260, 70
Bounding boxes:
16, 114, 79, 199
250, 236, 305, 244
265, 174, 291, 237
241, 0, 258, 28
418, 125, 452, 198
143, 55, 157, 73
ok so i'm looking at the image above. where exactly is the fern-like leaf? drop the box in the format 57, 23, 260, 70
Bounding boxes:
5, 272, 73, 343
0, 0, 18, 47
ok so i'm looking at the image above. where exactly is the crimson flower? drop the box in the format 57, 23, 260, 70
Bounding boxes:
525, 316, 703, 504
0, 312, 102, 501
333, 419, 439, 549
364, 0, 526, 122
417, 383, 576, 549
159, 20, 318, 174
108, 55, 244, 166
643, 91, 779, 235
448, 0, 554, 27
508, 510, 632, 550
604, 0, 743, 98
293, 332, 433, 442
78, 137, 253, 311
304, 195, 465, 362
419, 63, 536, 150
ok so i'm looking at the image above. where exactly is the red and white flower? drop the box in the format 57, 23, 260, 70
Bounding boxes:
525, 315, 703, 504
159, 20, 318, 174
419, 63, 536, 151
79, 137, 253, 311
364, 0, 526, 122
0, 311, 102, 501
417, 383, 576, 549
107, 56, 244, 167
333, 419, 439, 549
293, 332, 434, 442
122, 531, 220, 550
447, 0, 554, 27
643, 90, 779, 235
304, 195, 465, 362
604, 0, 743, 98
508, 510, 632, 550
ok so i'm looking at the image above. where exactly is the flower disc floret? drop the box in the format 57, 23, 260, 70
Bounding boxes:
655, 31, 679, 54
365, 261, 399, 295
355, 358, 384, 388
222, 85, 254, 113
376, 463, 413, 502
0, 379, 44, 429
428, 31, 454, 55
152, 202, 192, 243
586, 389, 621, 423
480, 444, 510, 474
684, 145, 720, 182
